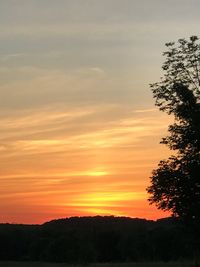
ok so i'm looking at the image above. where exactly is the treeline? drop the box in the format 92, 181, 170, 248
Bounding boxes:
0, 216, 199, 263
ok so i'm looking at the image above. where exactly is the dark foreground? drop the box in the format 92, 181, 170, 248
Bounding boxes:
0, 216, 199, 263
0, 262, 197, 267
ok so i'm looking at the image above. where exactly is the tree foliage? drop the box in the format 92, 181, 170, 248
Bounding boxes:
147, 36, 200, 222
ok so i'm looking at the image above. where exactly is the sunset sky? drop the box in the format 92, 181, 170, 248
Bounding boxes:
1, 0, 200, 224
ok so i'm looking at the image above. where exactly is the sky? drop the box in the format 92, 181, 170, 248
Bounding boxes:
1, 0, 200, 224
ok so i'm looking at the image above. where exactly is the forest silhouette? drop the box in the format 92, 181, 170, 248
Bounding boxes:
0, 216, 199, 263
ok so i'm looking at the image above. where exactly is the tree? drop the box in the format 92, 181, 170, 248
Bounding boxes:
147, 36, 200, 222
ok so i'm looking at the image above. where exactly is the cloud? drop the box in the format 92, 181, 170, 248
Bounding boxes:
0, 103, 170, 156
0, 0, 187, 223
0, 66, 153, 112
134, 108, 157, 113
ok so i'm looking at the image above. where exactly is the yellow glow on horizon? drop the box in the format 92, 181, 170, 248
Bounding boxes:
0, 103, 171, 224
86, 170, 109, 177
67, 192, 146, 208
77, 207, 125, 217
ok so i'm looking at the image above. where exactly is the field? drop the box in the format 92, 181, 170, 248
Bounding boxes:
0, 262, 197, 267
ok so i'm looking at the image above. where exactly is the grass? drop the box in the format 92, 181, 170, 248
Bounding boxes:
0, 262, 197, 267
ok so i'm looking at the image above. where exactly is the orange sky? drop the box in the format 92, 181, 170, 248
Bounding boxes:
1, 0, 198, 224
0, 104, 171, 224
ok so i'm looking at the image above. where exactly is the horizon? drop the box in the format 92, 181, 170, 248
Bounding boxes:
1, 0, 200, 224
1, 214, 172, 226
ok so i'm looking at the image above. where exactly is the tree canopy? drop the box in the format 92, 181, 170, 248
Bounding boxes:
147, 36, 200, 222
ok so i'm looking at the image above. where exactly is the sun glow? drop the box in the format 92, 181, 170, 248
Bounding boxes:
86, 170, 109, 177
59, 191, 148, 218
67, 192, 146, 209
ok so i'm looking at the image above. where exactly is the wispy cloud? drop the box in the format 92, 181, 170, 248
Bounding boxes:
0, 104, 170, 154
0, 0, 187, 223
0, 99, 170, 223
134, 108, 157, 113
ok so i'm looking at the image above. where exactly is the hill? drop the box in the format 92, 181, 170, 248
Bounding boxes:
0, 216, 197, 263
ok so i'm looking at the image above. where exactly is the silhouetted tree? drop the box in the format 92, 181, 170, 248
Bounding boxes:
147, 36, 200, 222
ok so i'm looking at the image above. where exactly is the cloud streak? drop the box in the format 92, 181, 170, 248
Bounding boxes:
0, 101, 171, 223
1, 0, 193, 223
